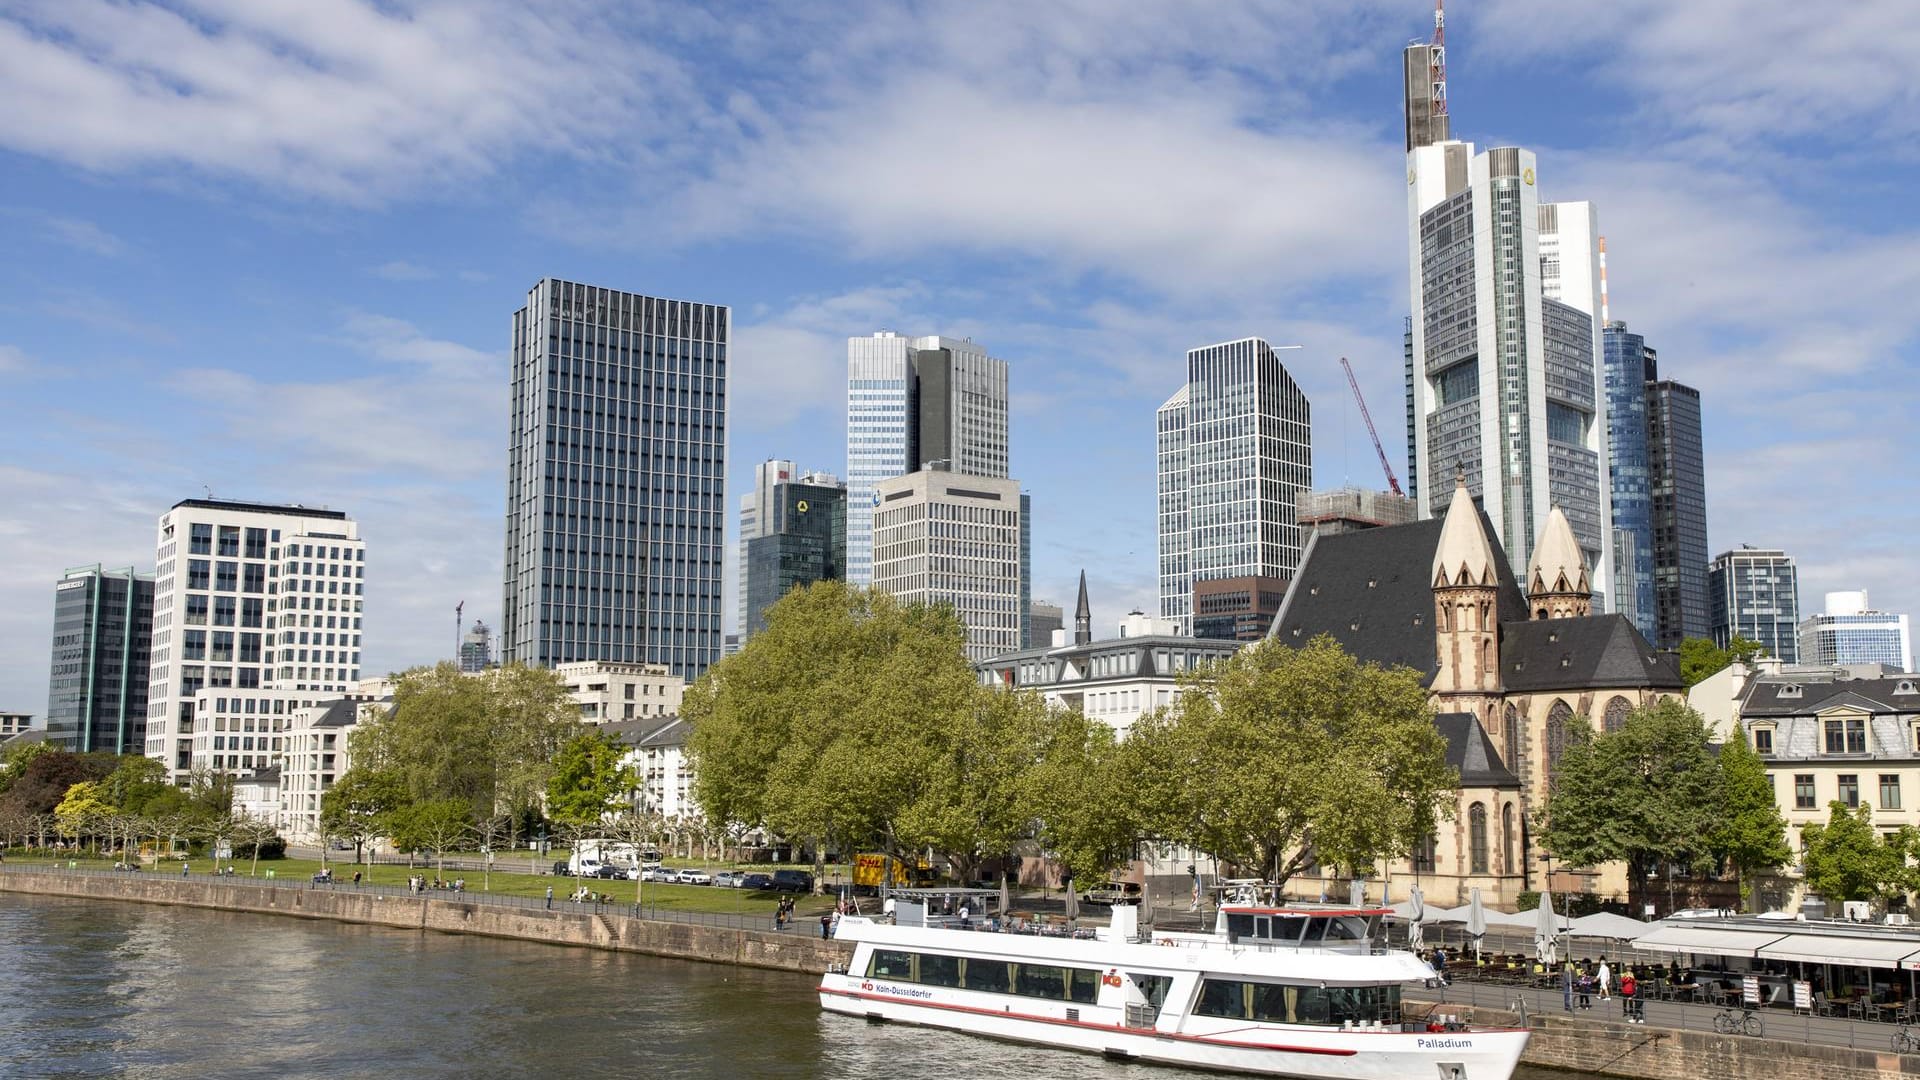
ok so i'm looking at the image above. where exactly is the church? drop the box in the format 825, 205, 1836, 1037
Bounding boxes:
1266, 477, 1685, 906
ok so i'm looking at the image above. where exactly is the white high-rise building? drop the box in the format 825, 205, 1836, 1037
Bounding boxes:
872, 468, 1024, 661
146, 499, 366, 781
1403, 35, 1613, 599
846, 332, 1008, 586
1155, 338, 1312, 633
1799, 591, 1912, 671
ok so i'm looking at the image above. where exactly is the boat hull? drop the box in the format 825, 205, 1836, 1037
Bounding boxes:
820, 977, 1526, 1080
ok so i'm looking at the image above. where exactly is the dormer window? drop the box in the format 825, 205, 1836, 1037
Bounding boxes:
1897, 681, 1918, 696
1825, 717, 1868, 754
1751, 726, 1775, 755
1779, 684, 1803, 699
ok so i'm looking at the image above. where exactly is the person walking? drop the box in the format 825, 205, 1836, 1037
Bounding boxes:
820, 912, 832, 940
1562, 959, 1575, 1012
546, 885, 554, 910
1577, 963, 1594, 1010
1597, 957, 1612, 1000
182, 862, 190, 877
1620, 969, 1639, 1023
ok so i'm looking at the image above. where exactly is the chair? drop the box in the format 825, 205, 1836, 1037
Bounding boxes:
1705, 984, 1728, 1007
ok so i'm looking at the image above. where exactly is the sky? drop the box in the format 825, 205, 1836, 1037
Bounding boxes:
2, 0, 1917, 717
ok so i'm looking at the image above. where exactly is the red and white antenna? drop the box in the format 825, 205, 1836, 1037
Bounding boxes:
1598, 236, 1611, 323
1431, 0, 1448, 117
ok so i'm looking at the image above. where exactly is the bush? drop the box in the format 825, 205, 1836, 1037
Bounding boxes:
234, 836, 287, 860
1516, 891, 1540, 911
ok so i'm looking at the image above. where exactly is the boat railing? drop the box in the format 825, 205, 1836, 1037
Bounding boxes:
1154, 932, 1386, 957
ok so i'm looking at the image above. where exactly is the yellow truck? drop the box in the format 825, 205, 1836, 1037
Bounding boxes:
852, 853, 930, 892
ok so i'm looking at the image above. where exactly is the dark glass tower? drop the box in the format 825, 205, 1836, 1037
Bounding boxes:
1603, 322, 1656, 641
504, 279, 728, 679
1647, 364, 1711, 648
46, 565, 153, 755
744, 479, 846, 637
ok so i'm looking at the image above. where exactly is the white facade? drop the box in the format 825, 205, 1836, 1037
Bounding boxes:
275, 698, 368, 845
846, 332, 1009, 586
553, 660, 685, 724
977, 633, 1242, 737
607, 716, 695, 819
1799, 591, 1913, 671
146, 499, 366, 782
0, 712, 31, 738
232, 769, 282, 829
873, 469, 1024, 662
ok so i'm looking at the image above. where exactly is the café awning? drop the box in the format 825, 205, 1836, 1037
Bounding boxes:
1630, 924, 1785, 958
1757, 935, 1920, 970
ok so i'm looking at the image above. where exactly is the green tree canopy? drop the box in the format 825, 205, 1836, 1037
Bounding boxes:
0, 749, 118, 817
1026, 705, 1140, 885
386, 798, 474, 878
545, 731, 635, 826
1678, 636, 1766, 687
1800, 802, 1916, 904
1127, 635, 1455, 887
321, 768, 410, 858
1712, 735, 1792, 907
1538, 698, 1722, 912
893, 687, 1053, 885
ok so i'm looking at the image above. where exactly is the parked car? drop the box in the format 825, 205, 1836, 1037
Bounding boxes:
676, 868, 713, 886
739, 873, 774, 891
591, 865, 625, 879
712, 871, 744, 888
643, 866, 678, 883
553, 860, 572, 876
770, 869, 813, 893
1079, 880, 1144, 906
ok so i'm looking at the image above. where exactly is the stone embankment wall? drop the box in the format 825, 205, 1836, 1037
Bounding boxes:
0, 871, 849, 974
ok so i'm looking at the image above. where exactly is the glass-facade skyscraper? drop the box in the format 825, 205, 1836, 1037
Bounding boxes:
1647, 366, 1710, 647
744, 476, 846, 638
46, 564, 152, 755
1709, 546, 1800, 661
504, 279, 727, 679
1798, 591, 1912, 670
1603, 321, 1656, 641
1155, 338, 1312, 633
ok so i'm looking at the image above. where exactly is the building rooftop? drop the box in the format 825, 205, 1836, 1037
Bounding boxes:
1500, 616, 1684, 692
1435, 712, 1520, 788
169, 497, 350, 521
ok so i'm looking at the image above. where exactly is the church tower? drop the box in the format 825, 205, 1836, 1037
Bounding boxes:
1074, 570, 1092, 646
1526, 506, 1592, 620
1431, 476, 1502, 703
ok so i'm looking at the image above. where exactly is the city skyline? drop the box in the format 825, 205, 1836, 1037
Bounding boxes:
2, 2, 1917, 714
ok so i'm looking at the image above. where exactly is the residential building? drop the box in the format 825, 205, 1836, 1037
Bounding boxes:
553, 660, 685, 724
1646, 366, 1711, 648
846, 332, 1009, 586
233, 767, 281, 829
1799, 591, 1913, 671
737, 458, 798, 634
1710, 547, 1800, 661
0, 712, 32, 739
46, 564, 153, 755
1404, 35, 1613, 596
1602, 322, 1656, 641
872, 468, 1024, 662
459, 620, 493, 673
145, 498, 366, 781
1029, 602, 1064, 646
605, 716, 695, 820
1192, 575, 1289, 642
504, 278, 727, 679
1296, 488, 1415, 538
276, 698, 367, 845
192, 688, 351, 774
1156, 337, 1313, 633
743, 472, 847, 638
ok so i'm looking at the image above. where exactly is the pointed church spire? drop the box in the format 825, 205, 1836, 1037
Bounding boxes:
1074, 570, 1092, 646
1526, 505, 1591, 619
1432, 475, 1498, 588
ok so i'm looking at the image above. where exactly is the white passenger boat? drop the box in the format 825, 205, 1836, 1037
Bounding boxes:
819, 901, 1526, 1080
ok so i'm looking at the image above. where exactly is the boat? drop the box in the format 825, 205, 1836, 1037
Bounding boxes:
819, 899, 1527, 1080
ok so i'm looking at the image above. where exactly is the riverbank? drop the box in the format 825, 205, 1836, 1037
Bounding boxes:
5, 866, 1914, 1078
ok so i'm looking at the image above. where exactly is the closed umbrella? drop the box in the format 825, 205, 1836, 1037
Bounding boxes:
1408, 884, 1426, 951
998, 873, 1010, 921
1349, 878, 1366, 907
1535, 889, 1558, 966
1467, 887, 1487, 961
1065, 881, 1079, 922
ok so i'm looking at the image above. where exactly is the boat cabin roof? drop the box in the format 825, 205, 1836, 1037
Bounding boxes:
1221, 905, 1392, 918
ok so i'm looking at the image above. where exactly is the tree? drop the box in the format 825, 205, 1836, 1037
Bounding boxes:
1127, 636, 1455, 889
0, 740, 55, 797
55, 781, 114, 852
386, 799, 473, 880
228, 814, 284, 877
103, 756, 169, 815
546, 731, 634, 827
893, 687, 1052, 887
600, 808, 669, 903
0, 749, 117, 818
1026, 706, 1141, 886
321, 768, 409, 863
1712, 736, 1792, 908
472, 812, 513, 891
1801, 802, 1916, 904
1538, 698, 1723, 914
1678, 636, 1766, 687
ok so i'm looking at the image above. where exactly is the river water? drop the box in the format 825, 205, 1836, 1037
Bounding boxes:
0, 893, 1604, 1079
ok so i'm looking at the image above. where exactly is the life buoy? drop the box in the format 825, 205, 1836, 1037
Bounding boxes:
1161, 938, 1176, 947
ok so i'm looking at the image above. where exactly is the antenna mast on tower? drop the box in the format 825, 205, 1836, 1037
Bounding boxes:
1430, 0, 1448, 118
1598, 236, 1611, 322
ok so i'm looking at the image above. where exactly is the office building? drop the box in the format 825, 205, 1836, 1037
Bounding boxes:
744, 473, 847, 638
1192, 575, 1289, 642
1403, 32, 1612, 595
872, 468, 1024, 661
45, 565, 153, 755
1296, 488, 1416, 538
1710, 547, 1800, 661
554, 660, 685, 724
737, 458, 797, 634
1798, 591, 1912, 671
1647, 369, 1711, 648
459, 620, 493, 673
1155, 338, 1312, 634
0, 713, 31, 739
1029, 602, 1064, 646
1602, 322, 1656, 641
504, 279, 727, 679
846, 332, 1008, 587
145, 499, 365, 780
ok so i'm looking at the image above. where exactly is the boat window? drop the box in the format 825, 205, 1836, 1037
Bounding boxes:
1302, 917, 1329, 941
1272, 916, 1309, 942
1295, 985, 1332, 1024
1226, 913, 1256, 940
1015, 965, 1067, 1000
1068, 968, 1100, 1004
963, 958, 1011, 994
1323, 917, 1363, 941
1251, 982, 1296, 1023
919, 953, 961, 988
1195, 979, 1249, 1019
1128, 973, 1173, 1009
868, 950, 915, 980
1254, 916, 1271, 939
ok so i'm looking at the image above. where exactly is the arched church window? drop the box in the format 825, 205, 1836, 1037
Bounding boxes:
1469, 803, 1489, 875
1603, 696, 1632, 733
1546, 701, 1574, 783
1503, 704, 1522, 777
1502, 802, 1515, 873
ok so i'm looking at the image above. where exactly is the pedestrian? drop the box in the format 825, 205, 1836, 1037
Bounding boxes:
1598, 957, 1612, 1000
774, 902, 786, 930
1620, 969, 1639, 1023
959, 902, 970, 930
820, 912, 832, 940
546, 885, 554, 910
182, 861, 190, 877
1562, 959, 1574, 1012
352, 870, 362, 886
1577, 964, 1594, 1010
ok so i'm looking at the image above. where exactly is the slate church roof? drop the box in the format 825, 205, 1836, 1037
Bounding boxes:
1434, 712, 1521, 788
1501, 616, 1683, 692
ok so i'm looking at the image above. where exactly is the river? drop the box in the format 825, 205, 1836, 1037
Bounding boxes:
0, 893, 1605, 1079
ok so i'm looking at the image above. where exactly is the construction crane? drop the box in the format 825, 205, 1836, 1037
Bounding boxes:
1339, 356, 1404, 497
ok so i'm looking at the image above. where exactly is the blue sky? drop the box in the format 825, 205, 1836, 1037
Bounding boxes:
2, 0, 1917, 715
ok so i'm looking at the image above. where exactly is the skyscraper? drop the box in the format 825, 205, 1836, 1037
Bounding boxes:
460, 620, 493, 673
1156, 338, 1312, 633
1798, 591, 1913, 671
1710, 546, 1800, 661
1647, 366, 1711, 648
46, 564, 153, 755
872, 468, 1024, 661
737, 458, 797, 634
504, 279, 727, 679
1603, 321, 1656, 641
744, 473, 847, 637
145, 499, 366, 779
1403, 26, 1613, 595
845, 332, 1008, 587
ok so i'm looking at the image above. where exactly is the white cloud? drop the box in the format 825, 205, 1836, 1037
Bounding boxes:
370, 260, 435, 281
335, 311, 500, 379
3, 208, 128, 256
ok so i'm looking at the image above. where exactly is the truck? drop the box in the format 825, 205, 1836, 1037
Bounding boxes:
568, 840, 653, 878
851, 853, 932, 894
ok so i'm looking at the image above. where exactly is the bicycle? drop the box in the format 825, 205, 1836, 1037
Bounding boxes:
1712, 1007, 1763, 1037
1892, 1026, 1920, 1055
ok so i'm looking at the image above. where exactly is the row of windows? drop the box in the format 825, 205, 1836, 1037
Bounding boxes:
866, 950, 1099, 1003
1195, 979, 1401, 1026
1792, 773, 1902, 811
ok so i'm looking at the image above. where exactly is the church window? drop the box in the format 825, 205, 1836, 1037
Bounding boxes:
1501, 803, 1515, 874
1469, 804, 1489, 875
1546, 701, 1574, 784
1503, 704, 1522, 777
1602, 696, 1631, 734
